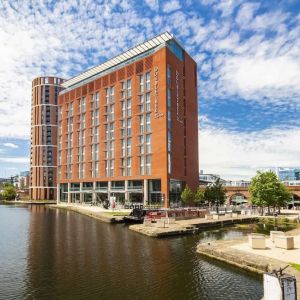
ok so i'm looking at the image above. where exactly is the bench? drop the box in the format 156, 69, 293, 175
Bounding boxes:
248, 234, 266, 249
274, 236, 294, 250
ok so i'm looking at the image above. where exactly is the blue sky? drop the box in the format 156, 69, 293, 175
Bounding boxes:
0, 0, 300, 179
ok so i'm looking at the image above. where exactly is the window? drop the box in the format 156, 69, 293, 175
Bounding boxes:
109, 123, 114, 139
168, 153, 171, 174
139, 135, 144, 154
127, 118, 131, 136
146, 134, 151, 153
110, 86, 114, 103
139, 115, 144, 134
121, 101, 125, 118
95, 109, 99, 125
139, 75, 144, 93
127, 99, 131, 117
146, 113, 151, 132
110, 141, 114, 158
105, 124, 109, 140
168, 110, 171, 129
146, 155, 151, 175
110, 104, 114, 121
140, 156, 144, 175
139, 95, 144, 113
105, 88, 109, 104
127, 79, 132, 97
168, 131, 171, 152
167, 65, 172, 86
95, 92, 99, 108
105, 160, 109, 177
145, 71, 150, 91
168, 88, 171, 108
121, 158, 125, 176
110, 159, 114, 176
127, 138, 131, 156
145, 92, 151, 111
127, 157, 131, 176
121, 139, 125, 157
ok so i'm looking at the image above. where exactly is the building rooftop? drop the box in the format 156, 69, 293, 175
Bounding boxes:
61, 31, 177, 91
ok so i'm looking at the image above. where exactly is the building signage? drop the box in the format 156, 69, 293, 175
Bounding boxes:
176, 70, 183, 123
154, 66, 164, 119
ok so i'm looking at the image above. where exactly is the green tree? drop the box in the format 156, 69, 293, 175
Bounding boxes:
204, 178, 226, 207
194, 186, 205, 206
2, 184, 17, 201
249, 171, 291, 215
181, 185, 194, 206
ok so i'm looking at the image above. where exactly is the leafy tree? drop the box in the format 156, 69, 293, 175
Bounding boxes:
2, 184, 17, 201
249, 171, 291, 215
194, 186, 205, 206
181, 185, 194, 206
204, 178, 226, 206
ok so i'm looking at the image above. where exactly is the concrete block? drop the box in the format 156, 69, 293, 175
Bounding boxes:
232, 212, 239, 218
274, 236, 294, 250
155, 219, 166, 228
248, 234, 266, 249
225, 213, 232, 218
212, 214, 219, 220
270, 231, 284, 242
205, 215, 213, 220
144, 219, 153, 227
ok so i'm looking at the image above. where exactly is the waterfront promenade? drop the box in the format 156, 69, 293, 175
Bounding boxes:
197, 228, 300, 298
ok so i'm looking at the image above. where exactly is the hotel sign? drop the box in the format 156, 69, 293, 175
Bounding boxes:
176, 70, 183, 123
154, 66, 164, 119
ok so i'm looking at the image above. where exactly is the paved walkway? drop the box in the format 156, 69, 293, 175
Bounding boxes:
232, 234, 300, 264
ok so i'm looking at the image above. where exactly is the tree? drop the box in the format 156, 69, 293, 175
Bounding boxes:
181, 185, 194, 206
194, 186, 205, 206
2, 184, 17, 201
204, 178, 226, 207
249, 171, 291, 215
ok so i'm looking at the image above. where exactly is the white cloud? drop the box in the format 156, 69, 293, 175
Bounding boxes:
144, 0, 159, 11
199, 124, 300, 180
162, 0, 181, 13
3, 143, 18, 149
0, 157, 29, 163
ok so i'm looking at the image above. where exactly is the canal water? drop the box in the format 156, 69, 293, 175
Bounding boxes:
0, 204, 263, 300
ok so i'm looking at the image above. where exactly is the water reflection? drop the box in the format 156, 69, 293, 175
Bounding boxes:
0, 205, 263, 300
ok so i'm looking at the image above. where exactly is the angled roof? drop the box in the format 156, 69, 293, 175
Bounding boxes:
61, 31, 175, 89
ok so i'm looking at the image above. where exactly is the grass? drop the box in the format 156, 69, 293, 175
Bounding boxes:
289, 262, 300, 272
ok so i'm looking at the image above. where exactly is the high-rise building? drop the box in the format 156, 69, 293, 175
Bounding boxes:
55, 32, 198, 208
30, 76, 64, 200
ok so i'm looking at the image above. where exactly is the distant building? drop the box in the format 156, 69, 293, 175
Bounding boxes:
223, 180, 251, 187
199, 170, 226, 186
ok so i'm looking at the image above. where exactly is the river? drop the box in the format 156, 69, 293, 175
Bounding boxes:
0, 204, 263, 299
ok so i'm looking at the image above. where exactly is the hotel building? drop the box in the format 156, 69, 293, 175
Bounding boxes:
56, 32, 199, 207
30, 76, 64, 200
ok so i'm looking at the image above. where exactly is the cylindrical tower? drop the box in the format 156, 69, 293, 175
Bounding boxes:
30, 76, 64, 200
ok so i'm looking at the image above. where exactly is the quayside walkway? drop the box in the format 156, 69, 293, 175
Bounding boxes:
129, 215, 258, 237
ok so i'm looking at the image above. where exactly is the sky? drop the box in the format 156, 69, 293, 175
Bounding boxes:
0, 0, 300, 180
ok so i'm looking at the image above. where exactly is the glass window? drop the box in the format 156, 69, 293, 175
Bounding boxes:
146, 113, 151, 132
110, 159, 114, 176
145, 71, 150, 91
139, 75, 144, 93
110, 86, 114, 103
127, 79, 132, 97
146, 155, 151, 175
146, 134, 151, 153
168, 88, 171, 108
95, 92, 99, 108
140, 156, 144, 175
127, 99, 131, 117
139, 115, 144, 134
127, 157, 131, 176
127, 138, 131, 156
167, 65, 172, 86
168, 131, 171, 152
127, 118, 131, 136
105, 88, 109, 104
168, 110, 171, 129
146, 92, 150, 111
